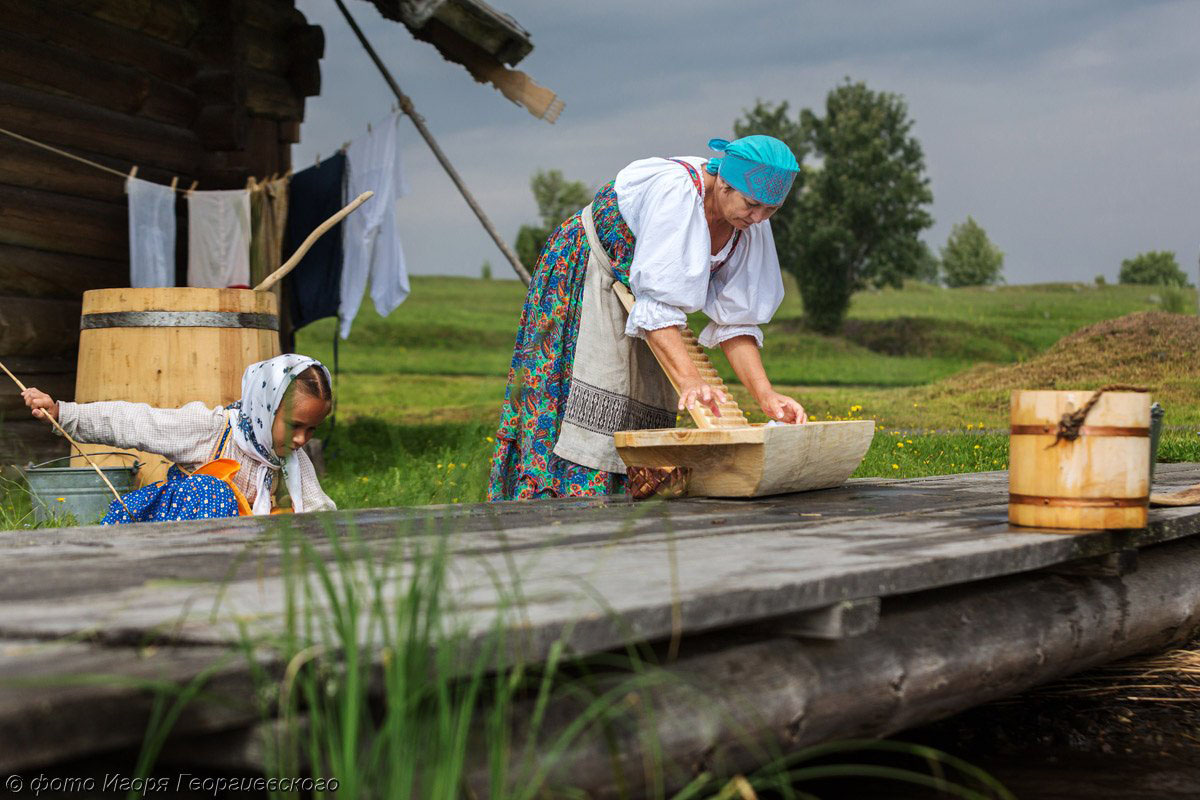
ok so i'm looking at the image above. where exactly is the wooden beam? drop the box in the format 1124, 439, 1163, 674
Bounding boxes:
244, 68, 304, 121
777, 597, 881, 640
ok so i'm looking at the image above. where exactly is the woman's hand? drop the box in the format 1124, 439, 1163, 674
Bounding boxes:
759, 390, 807, 424
677, 379, 727, 419
21, 387, 59, 422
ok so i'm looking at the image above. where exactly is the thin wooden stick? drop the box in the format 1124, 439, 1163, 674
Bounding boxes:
0, 359, 131, 518
253, 191, 374, 292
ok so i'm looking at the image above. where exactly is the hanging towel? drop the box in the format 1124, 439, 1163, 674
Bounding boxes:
187, 189, 251, 288
125, 177, 177, 288
285, 154, 346, 330
341, 112, 410, 339
249, 176, 290, 287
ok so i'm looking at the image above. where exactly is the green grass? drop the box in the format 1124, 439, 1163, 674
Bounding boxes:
292, 277, 1200, 508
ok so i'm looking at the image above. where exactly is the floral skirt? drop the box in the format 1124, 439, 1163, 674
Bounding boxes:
487, 185, 636, 501
101, 464, 239, 524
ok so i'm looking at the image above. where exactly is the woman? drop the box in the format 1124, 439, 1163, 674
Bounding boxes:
489, 135, 807, 501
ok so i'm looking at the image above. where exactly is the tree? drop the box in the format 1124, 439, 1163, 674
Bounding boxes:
913, 241, 941, 285
940, 217, 1004, 287
736, 80, 934, 332
1119, 251, 1188, 287
515, 169, 592, 270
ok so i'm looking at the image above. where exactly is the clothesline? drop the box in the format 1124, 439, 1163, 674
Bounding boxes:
0, 124, 287, 195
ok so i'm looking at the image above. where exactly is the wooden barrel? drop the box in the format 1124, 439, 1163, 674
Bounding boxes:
1009, 390, 1151, 530
73, 288, 280, 487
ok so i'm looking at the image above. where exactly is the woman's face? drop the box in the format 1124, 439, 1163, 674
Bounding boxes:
714, 177, 782, 230
271, 390, 331, 458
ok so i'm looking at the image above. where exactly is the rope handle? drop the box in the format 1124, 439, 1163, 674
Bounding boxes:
1050, 385, 1149, 448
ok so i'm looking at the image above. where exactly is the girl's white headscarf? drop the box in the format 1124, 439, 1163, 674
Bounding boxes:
228, 354, 331, 515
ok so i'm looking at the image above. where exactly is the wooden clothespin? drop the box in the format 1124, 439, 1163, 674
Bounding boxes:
169, 176, 178, 191
315, 152, 321, 167
128, 165, 138, 180
187, 180, 198, 195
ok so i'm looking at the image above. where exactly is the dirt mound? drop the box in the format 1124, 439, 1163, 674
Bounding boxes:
927, 312, 1200, 399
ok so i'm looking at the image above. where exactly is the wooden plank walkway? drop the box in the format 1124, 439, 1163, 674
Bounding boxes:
2, 463, 1200, 775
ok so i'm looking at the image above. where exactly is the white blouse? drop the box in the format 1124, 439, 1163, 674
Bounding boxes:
614, 156, 785, 348
57, 400, 336, 514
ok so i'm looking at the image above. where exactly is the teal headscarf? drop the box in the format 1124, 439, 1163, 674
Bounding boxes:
704, 135, 799, 205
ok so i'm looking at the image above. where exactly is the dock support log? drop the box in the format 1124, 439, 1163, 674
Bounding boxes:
132, 535, 1200, 797
473, 535, 1200, 798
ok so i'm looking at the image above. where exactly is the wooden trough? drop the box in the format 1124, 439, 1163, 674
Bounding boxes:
609, 283, 875, 497
615, 420, 875, 497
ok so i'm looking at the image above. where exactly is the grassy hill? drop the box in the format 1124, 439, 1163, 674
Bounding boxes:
288, 277, 1198, 509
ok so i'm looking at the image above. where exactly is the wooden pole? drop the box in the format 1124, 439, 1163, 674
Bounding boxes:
254, 191, 374, 292
331, 0, 533, 287
0, 359, 131, 518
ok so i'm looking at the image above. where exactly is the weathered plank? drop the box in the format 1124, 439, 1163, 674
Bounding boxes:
0, 242, 126, 299
0, 467, 1198, 671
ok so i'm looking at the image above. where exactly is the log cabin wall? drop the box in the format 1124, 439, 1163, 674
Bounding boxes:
0, 0, 323, 461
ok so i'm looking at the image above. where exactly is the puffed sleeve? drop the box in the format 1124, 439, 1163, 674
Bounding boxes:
56, 400, 227, 468
622, 168, 712, 339
698, 219, 785, 349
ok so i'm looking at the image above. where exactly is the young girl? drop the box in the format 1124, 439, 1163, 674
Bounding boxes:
21, 354, 337, 523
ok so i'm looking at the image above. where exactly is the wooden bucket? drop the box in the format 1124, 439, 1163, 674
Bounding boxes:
1009, 390, 1151, 530
73, 288, 280, 487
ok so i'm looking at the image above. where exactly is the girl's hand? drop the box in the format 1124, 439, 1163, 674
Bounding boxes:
759, 390, 807, 424
21, 387, 59, 422
677, 379, 727, 419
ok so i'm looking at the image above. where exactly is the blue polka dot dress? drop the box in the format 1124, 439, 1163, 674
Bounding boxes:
101, 464, 239, 525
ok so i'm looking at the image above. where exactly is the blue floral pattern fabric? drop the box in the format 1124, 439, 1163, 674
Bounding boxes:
486, 181, 637, 501
100, 465, 239, 525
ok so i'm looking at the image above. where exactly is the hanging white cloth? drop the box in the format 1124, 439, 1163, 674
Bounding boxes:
125, 177, 177, 288
187, 189, 252, 288
340, 112, 410, 339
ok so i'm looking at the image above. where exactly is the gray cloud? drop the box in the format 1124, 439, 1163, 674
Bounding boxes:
294, 0, 1200, 288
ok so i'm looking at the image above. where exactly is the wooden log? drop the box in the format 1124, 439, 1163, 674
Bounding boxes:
285, 24, 325, 98
0, 0, 199, 86
1010, 390, 1151, 530
0, 184, 128, 262
0, 243, 125, 300
194, 104, 248, 152
0, 83, 200, 174
245, 68, 305, 120
0, 294, 81, 359
0, 371, 75, 417
0, 420, 68, 465
244, 0, 307, 34
462, 535, 1200, 799
0, 29, 198, 127
0, 139, 186, 204
79, 531, 1200, 794
60, 0, 204, 48
776, 597, 881, 640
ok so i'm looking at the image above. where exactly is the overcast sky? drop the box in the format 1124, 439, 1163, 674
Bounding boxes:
294, 0, 1199, 286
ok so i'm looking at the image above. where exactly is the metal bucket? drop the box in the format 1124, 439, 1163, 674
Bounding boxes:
22, 453, 140, 525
